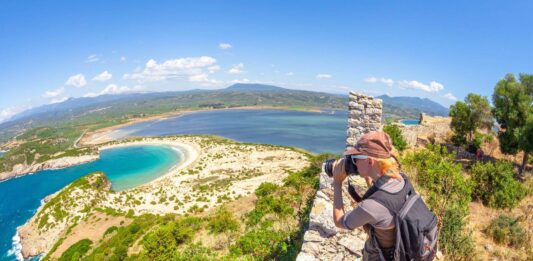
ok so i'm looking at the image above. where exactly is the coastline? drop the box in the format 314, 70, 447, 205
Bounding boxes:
78, 105, 327, 146
98, 139, 200, 190
16, 138, 201, 259
0, 154, 99, 183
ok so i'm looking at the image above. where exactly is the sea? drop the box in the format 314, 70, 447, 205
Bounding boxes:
0, 109, 349, 260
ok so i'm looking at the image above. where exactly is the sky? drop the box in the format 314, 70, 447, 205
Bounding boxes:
1, 0, 533, 122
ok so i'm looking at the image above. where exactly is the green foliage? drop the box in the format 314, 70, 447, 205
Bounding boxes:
485, 214, 528, 248
255, 182, 279, 197
59, 239, 92, 261
492, 73, 533, 175
142, 216, 202, 260
83, 214, 160, 260
401, 144, 475, 259
449, 93, 492, 148
229, 228, 288, 259
383, 124, 408, 152
207, 207, 240, 234
469, 160, 527, 209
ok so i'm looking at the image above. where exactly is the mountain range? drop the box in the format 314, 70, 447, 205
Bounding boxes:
0, 84, 449, 141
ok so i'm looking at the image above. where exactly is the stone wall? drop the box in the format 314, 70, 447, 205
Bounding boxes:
297, 92, 383, 261
346, 92, 383, 147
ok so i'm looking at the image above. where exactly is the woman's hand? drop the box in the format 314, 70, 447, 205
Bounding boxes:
332, 158, 348, 185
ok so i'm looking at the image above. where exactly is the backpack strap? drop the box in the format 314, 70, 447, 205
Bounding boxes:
366, 173, 413, 215
361, 175, 391, 200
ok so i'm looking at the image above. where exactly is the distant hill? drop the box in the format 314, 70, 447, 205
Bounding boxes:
376, 94, 449, 118
223, 83, 287, 92
0, 84, 448, 141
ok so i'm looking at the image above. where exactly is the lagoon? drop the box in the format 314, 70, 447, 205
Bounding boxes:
0, 145, 181, 260
111, 109, 348, 154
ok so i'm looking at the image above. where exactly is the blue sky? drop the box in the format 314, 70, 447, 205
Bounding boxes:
1, 0, 532, 122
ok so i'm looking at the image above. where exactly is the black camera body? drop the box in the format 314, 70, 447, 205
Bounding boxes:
324, 155, 358, 177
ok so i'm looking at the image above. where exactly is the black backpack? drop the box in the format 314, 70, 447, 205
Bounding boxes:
349, 173, 438, 261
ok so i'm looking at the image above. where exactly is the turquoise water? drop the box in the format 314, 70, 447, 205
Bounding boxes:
0, 109, 351, 260
0, 145, 181, 260
113, 109, 349, 154
399, 119, 420, 125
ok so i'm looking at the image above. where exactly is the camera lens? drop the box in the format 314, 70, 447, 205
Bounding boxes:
324, 159, 336, 177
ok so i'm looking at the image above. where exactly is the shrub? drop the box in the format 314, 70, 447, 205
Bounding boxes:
485, 214, 528, 248
470, 160, 527, 209
255, 182, 279, 198
401, 144, 475, 259
58, 239, 92, 261
383, 124, 408, 152
207, 207, 240, 234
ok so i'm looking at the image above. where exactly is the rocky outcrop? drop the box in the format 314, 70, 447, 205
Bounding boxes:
399, 113, 452, 147
18, 172, 111, 259
0, 154, 99, 181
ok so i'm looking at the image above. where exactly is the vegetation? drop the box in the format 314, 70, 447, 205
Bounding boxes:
58, 239, 93, 261
0, 126, 95, 173
401, 144, 474, 260
449, 93, 492, 151
383, 124, 408, 152
485, 214, 528, 248
492, 73, 533, 175
207, 207, 240, 234
469, 160, 528, 209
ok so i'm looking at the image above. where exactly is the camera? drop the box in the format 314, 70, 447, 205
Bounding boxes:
324, 155, 358, 177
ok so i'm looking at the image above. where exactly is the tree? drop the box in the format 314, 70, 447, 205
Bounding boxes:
449, 93, 492, 147
492, 73, 533, 176
383, 124, 408, 152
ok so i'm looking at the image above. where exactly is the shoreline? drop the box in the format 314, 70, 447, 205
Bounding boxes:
0, 154, 99, 183
78, 105, 328, 146
98, 139, 200, 191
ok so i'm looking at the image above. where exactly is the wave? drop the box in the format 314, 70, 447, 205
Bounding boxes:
6, 232, 23, 261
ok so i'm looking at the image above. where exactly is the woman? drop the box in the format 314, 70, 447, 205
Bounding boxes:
331, 131, 405, 261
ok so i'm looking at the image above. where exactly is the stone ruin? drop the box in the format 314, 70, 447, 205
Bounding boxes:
296, 92, 383, 261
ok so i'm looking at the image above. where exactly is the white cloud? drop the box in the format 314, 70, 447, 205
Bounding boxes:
65, 74, 87, 88
339, 86, 351, 91
364, 77, 394, 87
92, 71, 113, 81
84, 84, 142, 97
208, 65, 220, 73
0, 104, 32, 123
50, 97, 68, 104
228, 63, 245, 74
444, 92, 458, 101
218, 43, 232, 49
316, 74, 332, 79
188, 73, 217, 83
86, 54, 99, 63
229, 78, 250, 84
286, 72, 294, 76
399, 80, 444, 93
123, 56, 217, 82
43, 87, 65, 98
120, 56, 126, 62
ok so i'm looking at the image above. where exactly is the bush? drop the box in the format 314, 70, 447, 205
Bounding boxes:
470, 160, 527, 209
485, 214, 528, 248
207, 207, 240, 234
255, 182, 279, 198
58, 239, 92, 261
401, 144, 475, 259
383, 124, 408, 152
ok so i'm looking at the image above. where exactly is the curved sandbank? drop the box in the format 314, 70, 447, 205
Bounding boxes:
98, 139, 200, 190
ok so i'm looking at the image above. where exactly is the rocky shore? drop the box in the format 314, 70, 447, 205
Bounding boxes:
0, 154, 99, 182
